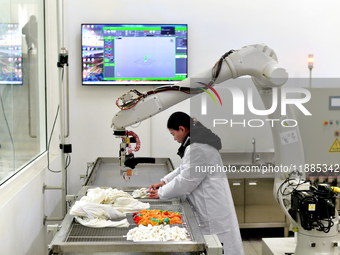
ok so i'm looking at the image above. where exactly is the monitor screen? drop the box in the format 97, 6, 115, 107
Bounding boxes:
81, 24, 188, 85
0, 23, 22, 85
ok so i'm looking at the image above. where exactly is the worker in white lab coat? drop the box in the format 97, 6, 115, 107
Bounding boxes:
148, 112, 244, 255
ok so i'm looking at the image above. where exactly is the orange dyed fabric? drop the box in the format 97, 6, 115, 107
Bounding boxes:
133, 209, 183, 226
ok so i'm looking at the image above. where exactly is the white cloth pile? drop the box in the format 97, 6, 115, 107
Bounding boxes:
70, 201, 126, 219
80, 187, 134, 204
70, 187, 150, 228
127, 224, 188, 242
132, 187, 148, 199
70, 201, 129, 228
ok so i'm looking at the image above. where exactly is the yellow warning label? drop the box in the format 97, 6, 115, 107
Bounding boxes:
308, 204, 316, 211
329, 138, 340, 153
280, 115, 289, 126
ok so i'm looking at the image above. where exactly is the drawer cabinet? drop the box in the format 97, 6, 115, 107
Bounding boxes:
229, 178, 286, 228
229, 179, 245, 223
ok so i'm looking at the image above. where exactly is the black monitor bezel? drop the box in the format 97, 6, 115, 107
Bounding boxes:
81, 23, 188, 86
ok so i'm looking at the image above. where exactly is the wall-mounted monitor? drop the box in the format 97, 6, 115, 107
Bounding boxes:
0, 23, 22, 85
81, 24, 188, 85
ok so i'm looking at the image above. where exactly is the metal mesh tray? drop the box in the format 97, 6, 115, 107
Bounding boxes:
48, 187, 206, 254
66, 198, 192, 243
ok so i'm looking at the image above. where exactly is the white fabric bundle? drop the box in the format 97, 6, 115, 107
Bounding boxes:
80, 187, 132, 204
132, 187, 148, 199
127, 224, 188, 242
70, 201, 126, 220
80, 187, 150, 213
70, 187, 150, 228
75, 217, 129, 228
112, 197, 150, 213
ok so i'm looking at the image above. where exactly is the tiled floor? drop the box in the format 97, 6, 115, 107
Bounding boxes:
241, 228, 287, 255
242, 239, 262, 255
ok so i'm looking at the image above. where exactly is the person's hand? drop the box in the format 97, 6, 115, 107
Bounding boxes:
147, 181, 165, 192
147, 189, 160, 199
147, 181, 165, 199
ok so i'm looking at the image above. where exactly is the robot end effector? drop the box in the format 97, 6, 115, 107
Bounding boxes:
113, 129, 155, 169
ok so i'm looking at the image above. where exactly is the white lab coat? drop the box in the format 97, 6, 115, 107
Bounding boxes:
158, 143, 244, 255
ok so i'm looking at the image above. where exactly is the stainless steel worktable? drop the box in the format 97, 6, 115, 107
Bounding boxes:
48, 158, 207, 255
48, 186, 206, 255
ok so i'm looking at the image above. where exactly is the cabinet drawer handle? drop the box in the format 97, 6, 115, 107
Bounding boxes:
248, 182, 257, 186
232, 182, 241, 186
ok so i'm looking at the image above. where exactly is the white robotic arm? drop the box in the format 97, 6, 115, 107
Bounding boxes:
111, 44, 287, 130
112, 43, 292, 176
111, 43, 288, 177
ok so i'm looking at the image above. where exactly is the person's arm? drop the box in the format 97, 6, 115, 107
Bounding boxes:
148, 181, 165, 191
161, 166, 180, 183
147, 167, 180, 199
158, 145, 208, 200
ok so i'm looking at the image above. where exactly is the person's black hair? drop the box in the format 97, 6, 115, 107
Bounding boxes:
167, 112, 192, 130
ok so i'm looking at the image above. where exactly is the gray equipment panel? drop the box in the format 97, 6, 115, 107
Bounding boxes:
299, 88, 340, 165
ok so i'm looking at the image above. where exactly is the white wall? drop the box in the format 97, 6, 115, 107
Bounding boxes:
0, 1, 63, 254
1, 1, 340, 254
0, 155, 63, 255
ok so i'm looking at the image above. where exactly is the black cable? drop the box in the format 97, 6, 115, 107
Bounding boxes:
317, 197, 334, 233
281, 172, 307, 195
276, 172, 295, 202
65, 154, 69, 200
65, 154, 71, 169
212, 50, 235, 82
281, 173, 305, 196
276, 171, 310, 207
117, 52, 237, 110
47, 105, 60, 173
0, 86, 15, 171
